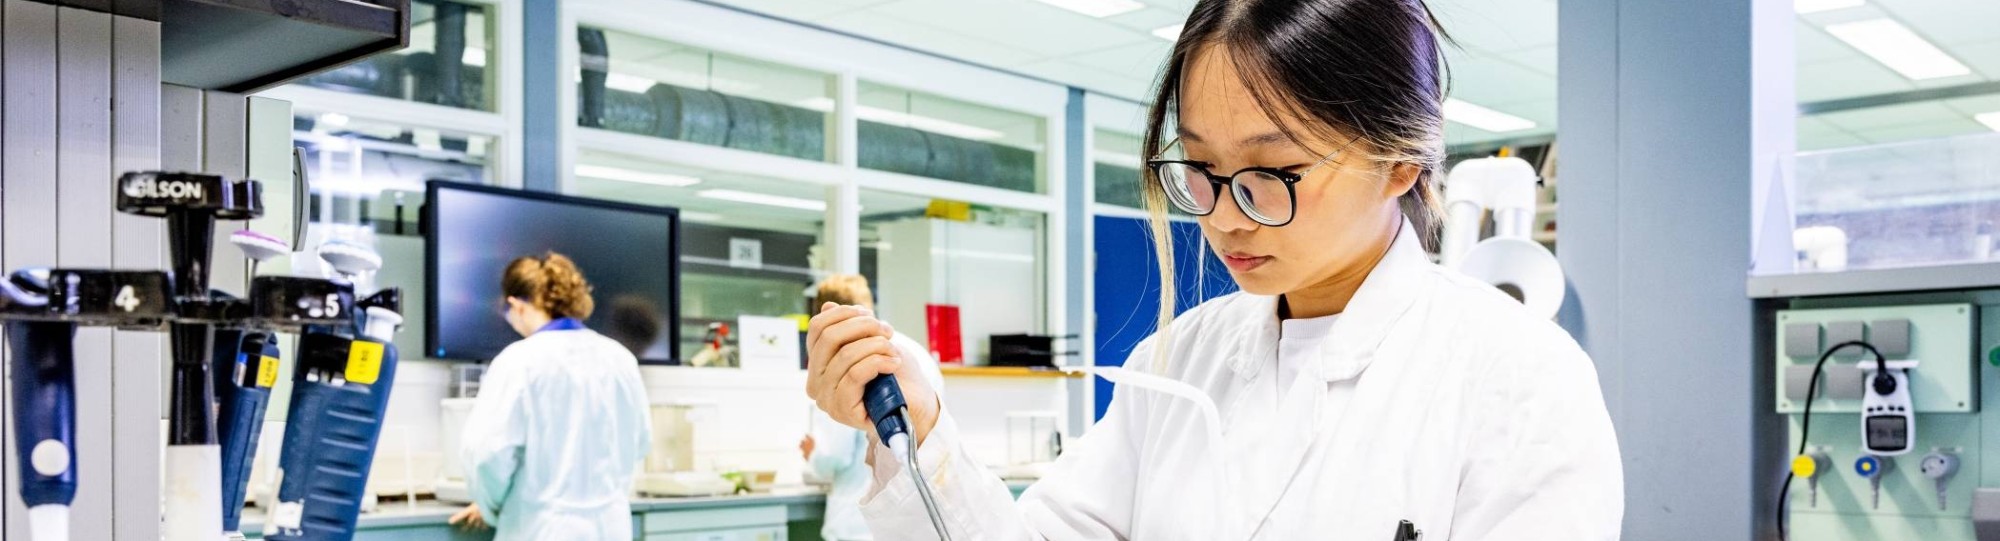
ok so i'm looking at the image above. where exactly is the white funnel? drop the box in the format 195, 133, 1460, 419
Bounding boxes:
1458, 238, 1566, 320
317, 240, 381, 281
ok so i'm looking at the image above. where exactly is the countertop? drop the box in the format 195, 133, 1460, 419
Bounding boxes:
243, 488, 833, 532
242, 480, 1034, 533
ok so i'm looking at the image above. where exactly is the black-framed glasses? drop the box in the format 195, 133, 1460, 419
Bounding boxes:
1147, 137, 1356, 227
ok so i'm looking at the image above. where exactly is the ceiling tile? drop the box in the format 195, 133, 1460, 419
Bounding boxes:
1852, 117, 1988, 145
1798, 57, 1916, 102
1873, 0, 2000, 47
1947, 41, 2000, 80
710, 0, 881, 21
1799, 128, 1872, 151
1944, 94, 2000, 116
1065, 41, 1173, 79
1796, 21, 1859, 64
1444, 49, 1557, 106
1815, 101, 1963, 131
816, 9, 1047, 66
1444, 125, 1497, 146
1014, 59, 1154, 100
1103, 6, 1190, 34
1429, 0, 1557, 54
1486, 99, 1557, 128
1795, 3, 1891, 27
1796, 115, 1843, 135
1912, 72, 1990, 90
1491, 45, 1555, 77
870, 0, 1149, 58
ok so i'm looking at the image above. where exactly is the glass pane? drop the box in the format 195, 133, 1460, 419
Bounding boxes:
578, 27, 835, 162
1791, 133, 2000, 272
861, 189, 1047, 366
293, 114, 493, 367
1093, 129, 1145, 209
858, 82, 1046, 193
292, 0, 495, 111
296, 113, 494, 233
1782, 6, 2000, 274
569, 152, 832, 365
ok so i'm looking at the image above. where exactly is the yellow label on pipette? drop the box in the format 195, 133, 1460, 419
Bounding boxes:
256, 355, 280, 388
346, 341, 385, 384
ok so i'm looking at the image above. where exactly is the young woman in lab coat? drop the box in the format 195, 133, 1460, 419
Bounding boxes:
804, 0, 1623, 539
800, 274, 947, 541
449, 253, 653, 541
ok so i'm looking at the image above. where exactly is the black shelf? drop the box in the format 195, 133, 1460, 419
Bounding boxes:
34, 0, 411, 93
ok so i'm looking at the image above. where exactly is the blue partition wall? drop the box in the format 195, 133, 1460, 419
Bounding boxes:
1091, 215, 1236, 419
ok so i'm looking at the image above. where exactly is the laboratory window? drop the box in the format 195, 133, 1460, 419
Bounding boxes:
569, 152, 833, 366
1093, 129, 1145, 210
293, 0, 497, 111
576, 27, 837, 163
858, 82, 1048, 194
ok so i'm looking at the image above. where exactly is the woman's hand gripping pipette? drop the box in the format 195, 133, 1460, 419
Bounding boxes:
805, 303, 940, 452
805, 303, 956, 540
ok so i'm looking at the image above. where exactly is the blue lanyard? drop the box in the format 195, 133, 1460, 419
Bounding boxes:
538, 317, 586, 333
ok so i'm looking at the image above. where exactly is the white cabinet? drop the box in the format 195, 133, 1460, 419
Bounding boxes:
876, 218, 1045, 365
640, 504, 789, 541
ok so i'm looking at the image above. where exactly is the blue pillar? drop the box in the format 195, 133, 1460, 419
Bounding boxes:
1064, 87, 1088, 434
521, 0, 561, 192
1557, 0, 1791, 539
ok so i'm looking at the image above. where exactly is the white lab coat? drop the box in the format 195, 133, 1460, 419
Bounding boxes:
860, 220, 1624, 540
461, 326, 653, 541
812, 333, 950, 541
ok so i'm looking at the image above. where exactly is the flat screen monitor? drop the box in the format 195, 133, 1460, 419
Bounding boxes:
426, 181, 680, 363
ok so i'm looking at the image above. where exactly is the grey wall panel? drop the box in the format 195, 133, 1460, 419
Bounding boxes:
1558, 0, 1771, 538
1, 3, 12, 538
0, 3, 12, 538
110, 16, 163, 541
54, 8, 115, 541
3, 3, 60, 540
4, 2, 58, 269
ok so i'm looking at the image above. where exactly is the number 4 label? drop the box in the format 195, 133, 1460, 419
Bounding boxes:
113, 286, 140, 312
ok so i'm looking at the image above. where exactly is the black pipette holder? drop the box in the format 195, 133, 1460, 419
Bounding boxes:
0, 172, 356, 521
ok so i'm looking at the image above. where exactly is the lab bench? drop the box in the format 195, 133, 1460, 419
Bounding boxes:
243, 491, 829, 541
240, 481, 1034, 540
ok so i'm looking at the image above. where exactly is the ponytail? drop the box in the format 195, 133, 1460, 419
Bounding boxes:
502, 252, 597, 319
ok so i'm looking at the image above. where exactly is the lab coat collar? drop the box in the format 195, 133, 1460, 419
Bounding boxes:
538, 317, 587, 333
1226, 218, 1430, 383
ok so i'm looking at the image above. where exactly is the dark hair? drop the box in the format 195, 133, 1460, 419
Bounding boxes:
604, 295, 663, 356
502, 252, 596, 320
1137, 0, 1453, 370
1142, 0, 1452, 251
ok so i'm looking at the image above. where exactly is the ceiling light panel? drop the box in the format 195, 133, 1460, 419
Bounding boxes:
1825, 18, 1971, 80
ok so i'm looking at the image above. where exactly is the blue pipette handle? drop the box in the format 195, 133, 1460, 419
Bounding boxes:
267, 313, 399, 541
863, 374, 909, 443
7, 321, 78, 507
217, 331, 278, 532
